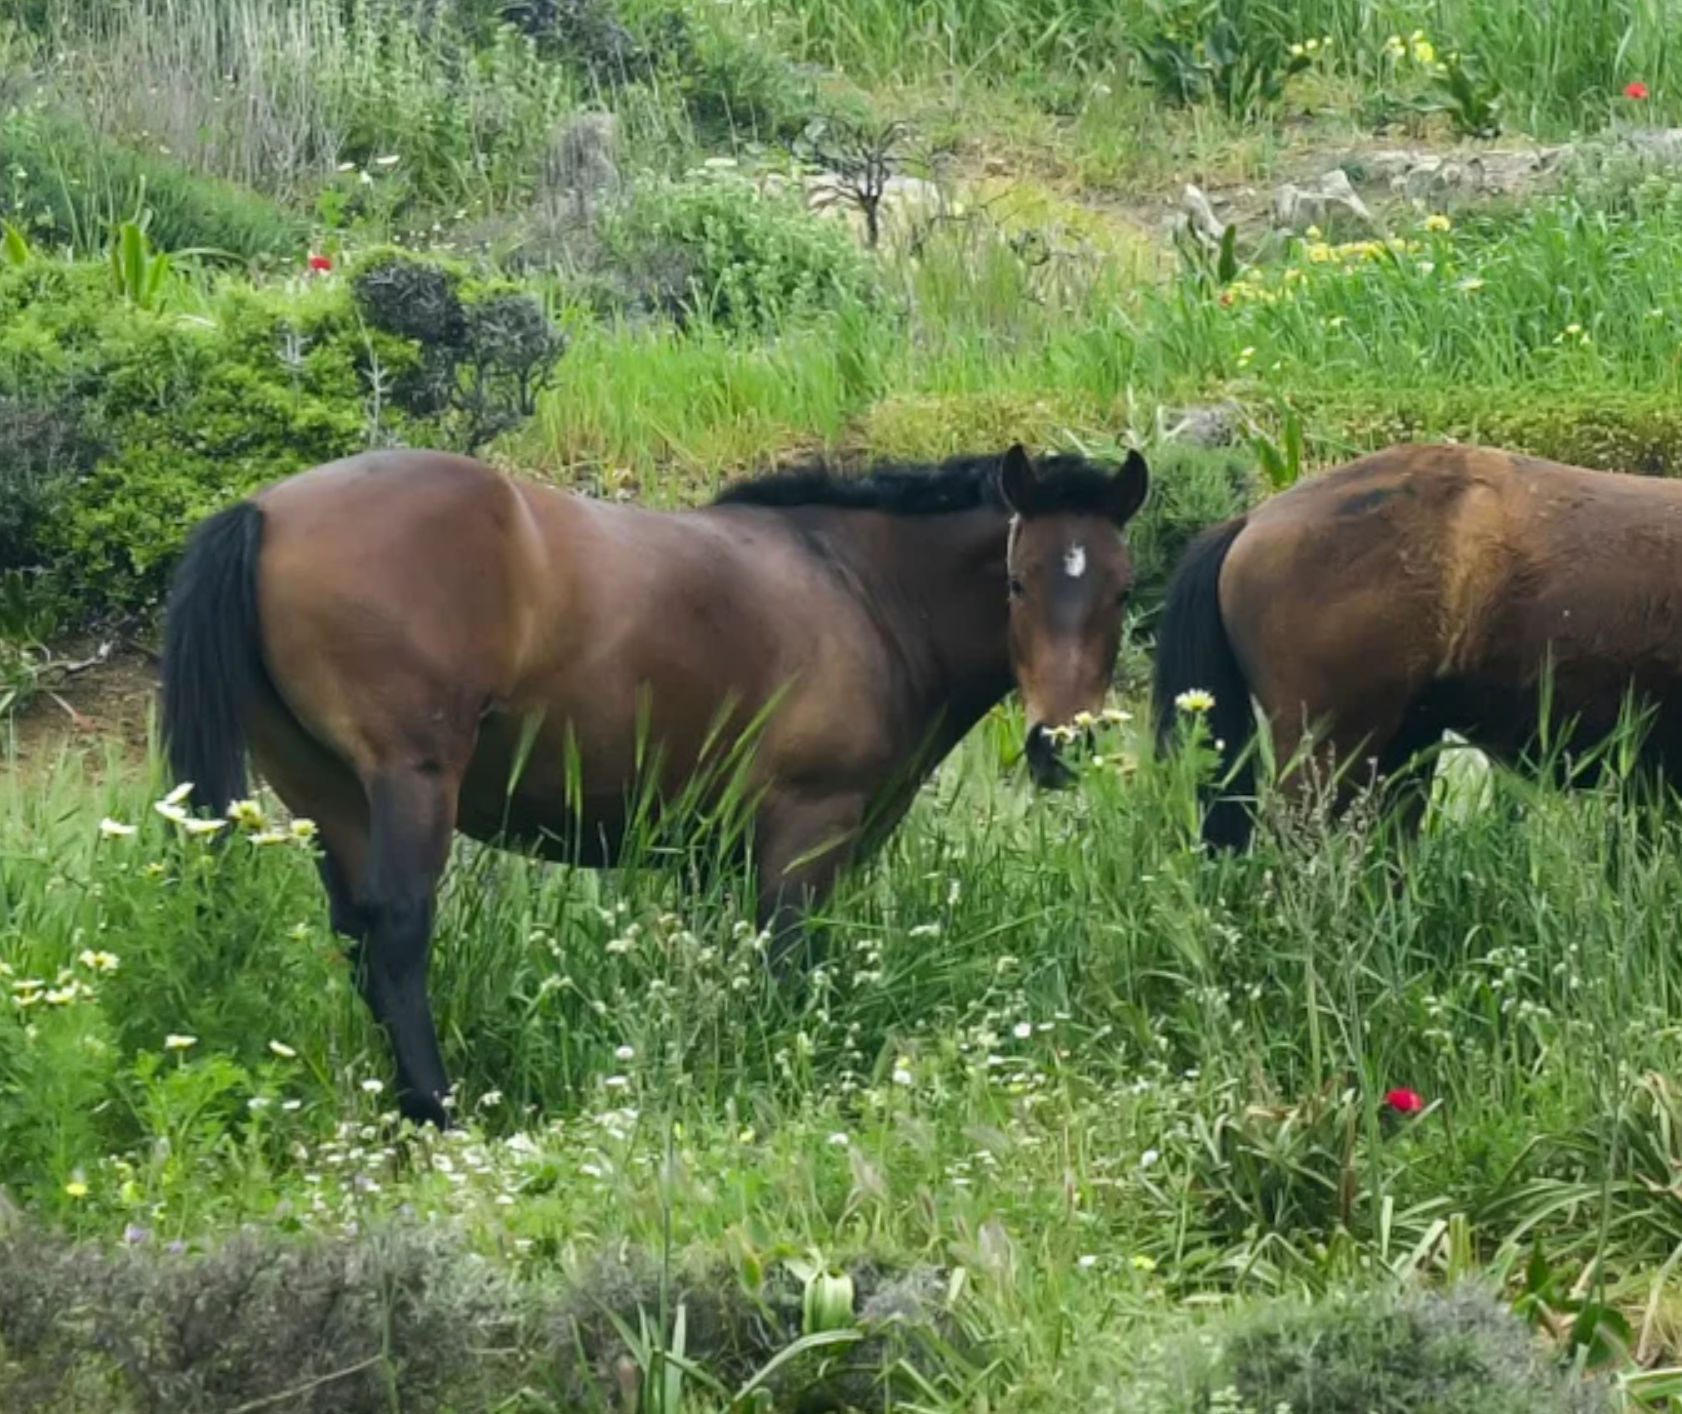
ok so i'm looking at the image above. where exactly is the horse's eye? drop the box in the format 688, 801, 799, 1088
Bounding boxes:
1007, 576, 1026, 600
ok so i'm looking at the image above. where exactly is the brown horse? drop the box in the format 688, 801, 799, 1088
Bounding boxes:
1154, 442, 1682, 848
162, 443, 1149, 1123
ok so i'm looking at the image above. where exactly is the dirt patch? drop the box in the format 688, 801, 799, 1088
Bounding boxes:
2, 646, 158, 784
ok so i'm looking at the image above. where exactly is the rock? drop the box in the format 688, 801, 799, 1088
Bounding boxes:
1342, 145, 1568, 204
1621, 126, 1682, 165
539, 112, 620, 213
1159, 401, 1243, 448
1182, 183, 1227, 243
1358, 149, 1423, 183
803, 172, 948, 247
858, 1266, 949, 1326
1271, 168, 1374, 233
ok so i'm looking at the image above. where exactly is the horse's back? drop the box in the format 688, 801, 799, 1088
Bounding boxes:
1216, 443, 1682, 759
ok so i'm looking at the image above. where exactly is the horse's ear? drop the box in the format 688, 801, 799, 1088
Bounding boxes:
1107, 448, 1150, 525
997, 443, 1037, 516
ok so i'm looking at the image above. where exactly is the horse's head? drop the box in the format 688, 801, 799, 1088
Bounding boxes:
996, 443, 1150, 789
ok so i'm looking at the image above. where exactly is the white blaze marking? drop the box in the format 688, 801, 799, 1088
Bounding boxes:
1063, 543, 1087, 578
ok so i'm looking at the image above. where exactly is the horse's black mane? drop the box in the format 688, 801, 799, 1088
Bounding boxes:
712, 450, 1121, 520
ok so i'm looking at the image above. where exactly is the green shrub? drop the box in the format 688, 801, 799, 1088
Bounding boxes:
351, 247, 568, 450
602, 166, 878, 334
0, 395, 100, 572
0, 1221, 524, 1412
1129, 1284, 1614, 1414
667, 15, 820, 143
0, 261, 405, 613
0, 108, 309, 262
0, 245, 571, 617
1134, 0, 1311, 119
492, 0, 815, 141
1127, 441, 1256, 617
44, 300, 378, 611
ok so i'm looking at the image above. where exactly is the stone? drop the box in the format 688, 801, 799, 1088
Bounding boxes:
1159, 402, 1243, 448
1621, 126, 1682, 165
1182, 183, 1227, 243
803, 172, 948, 247
1271, 168, 1374, 232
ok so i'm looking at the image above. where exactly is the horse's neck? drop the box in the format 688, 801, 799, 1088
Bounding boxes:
859, 509, 1014, 738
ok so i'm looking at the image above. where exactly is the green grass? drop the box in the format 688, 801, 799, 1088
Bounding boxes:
516, 175, 1682, 491
5, 712, 1682, 1407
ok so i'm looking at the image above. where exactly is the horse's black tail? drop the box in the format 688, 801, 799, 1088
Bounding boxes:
161, 500, 268, 818
1152, 516, 1255, 849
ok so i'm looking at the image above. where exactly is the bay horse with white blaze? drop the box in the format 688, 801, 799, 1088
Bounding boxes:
1155, 442, 1682, 848
163, 444, 1149, 1124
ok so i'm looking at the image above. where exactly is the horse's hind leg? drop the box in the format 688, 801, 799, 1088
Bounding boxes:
355, 767, 460, 1128
250, 701, 455, 1124
1267, 695, 1419, 839
753, 787, 867, 971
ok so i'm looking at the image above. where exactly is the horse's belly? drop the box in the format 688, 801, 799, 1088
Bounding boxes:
453, 706, 759, 866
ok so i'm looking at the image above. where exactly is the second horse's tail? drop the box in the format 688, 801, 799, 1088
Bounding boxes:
1152, 517, 1255, 849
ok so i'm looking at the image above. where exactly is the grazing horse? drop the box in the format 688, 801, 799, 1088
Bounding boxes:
162, 443, 1149, 1123
1154, 442, 1682, 849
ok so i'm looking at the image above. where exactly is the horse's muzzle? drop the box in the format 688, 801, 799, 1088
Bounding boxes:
1025, 724, 1077, 790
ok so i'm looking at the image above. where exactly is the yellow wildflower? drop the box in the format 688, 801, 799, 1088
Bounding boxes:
1423, 213, 1451, 232
64, 1179, 89, 1199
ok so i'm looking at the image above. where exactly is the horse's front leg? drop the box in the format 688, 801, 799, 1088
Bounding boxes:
753, 787, 868, 972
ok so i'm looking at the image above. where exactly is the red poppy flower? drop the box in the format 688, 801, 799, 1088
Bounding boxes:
307, 252, 333, 273
1625, 81, 1651, 100
1384, 1087, 1426, 1115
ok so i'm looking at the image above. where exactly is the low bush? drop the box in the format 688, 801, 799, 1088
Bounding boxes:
0, 395, 101, 573
25, 281, 395, 613
351, 247, 569, 450
0, 1218, 964, 1413
0, 245, 564, 619
0, 1221, 525, 1412
1129, 1283, 1614, 1414
601, 164, 879, 333
1126, 441, 1255, 616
